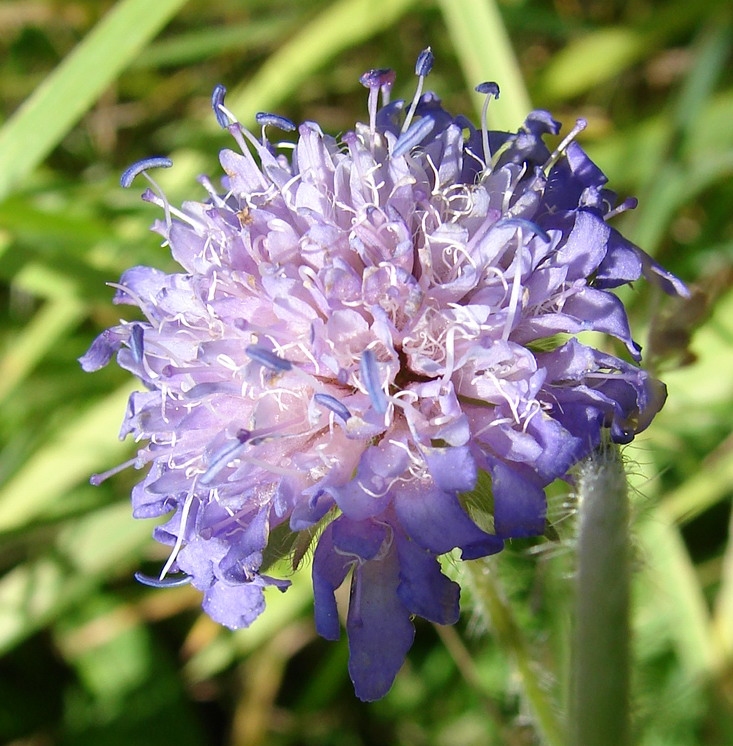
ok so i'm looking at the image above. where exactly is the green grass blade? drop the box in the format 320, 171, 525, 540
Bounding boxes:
536, 0, 729, 104
465, 558, 565, 746
713, 507, 733, 668
627, 16, 732, 254
671, 15, 732, 139
132, 17, 297, 69
437, 0, 532, 131
585, 91, 733, 189
184, 569, 313, 683
0, 0, 189, 202
638, 512, 717, 679
660, 452, 733, 527
0, 502, 154, 655
226, 0, 419, 126
0, 298, 85, 406
0, 382, 137, 533
537, 27, 644, 103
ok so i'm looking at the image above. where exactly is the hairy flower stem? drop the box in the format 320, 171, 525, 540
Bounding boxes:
570, 440, 631, 746
466, 559, 564, 746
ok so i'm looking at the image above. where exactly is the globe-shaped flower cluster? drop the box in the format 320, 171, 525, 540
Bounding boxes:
81, 50, 686, 700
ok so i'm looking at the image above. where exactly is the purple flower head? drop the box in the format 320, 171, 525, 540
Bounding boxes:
81, 54, 686, 701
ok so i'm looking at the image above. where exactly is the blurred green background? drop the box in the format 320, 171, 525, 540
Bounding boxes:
0, 0, 731, 744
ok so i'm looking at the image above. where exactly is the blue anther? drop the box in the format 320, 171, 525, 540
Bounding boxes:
246, 345, 293, 372
255, 112, 296, 132
474, 82, 501, 169
360, 349, 388, 415
475, 81, 500, 98
200, 429, 251, 486
360, 68, 395, 90
415, 47, 434, 77
211, 84, 229, 128
120, 157, 173, 188
523, 109, 561, 136
497, 218, 551, 243
129, 323, 144, 364
314, 393, 352, 422
134, 571, 192, 588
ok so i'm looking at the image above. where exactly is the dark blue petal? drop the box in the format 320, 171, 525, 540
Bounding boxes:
202, 579, 266, 629
422, 445, 477, 493
594, 228, 644, 288
326, 441, 409, 520
78, 328, 127, 372
289, 489, 334, 530
552, 209, 609, 280
332, 517, 388, 560
561, 287, 642, 360
485, 457, 546, 538
312, 522, 351, 641
526, 414, 583, 483
395, 532, 459, 625
393, 481, 503, 558
346, 546, 414, 701
636, 246, 690, 297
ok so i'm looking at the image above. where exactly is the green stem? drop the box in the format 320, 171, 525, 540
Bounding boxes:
465, 559, 565, 746
570, 440, 631, 746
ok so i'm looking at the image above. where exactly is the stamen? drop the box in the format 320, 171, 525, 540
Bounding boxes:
415, 46, 435, 78
314, 393, 352, 422
211, 84, 229, 128
256, 112, 296, 132
360, 68, 395, 137
196, 174, 229, 208
129, 323, 144, 364
134, 572, 192, 588
140, 187, 160, 205
246, 344, 293, 372
359, 68, 395, 88
604, 196, 638, 220
140, 188, 205, 230
120, 157, 173, 188
392, 116, 435, 158
543, 117, 587, 172
90, 457, 139, 486
224, 122, 273, 193
401, 47, 434, 134
360, 349, 388, 414
256, 112, 296, 146
379, 70, 396, 106
200, 428, 251, 486
475, 82, 500, 171
522, 109, 561, 136
496, 217, 550, 243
